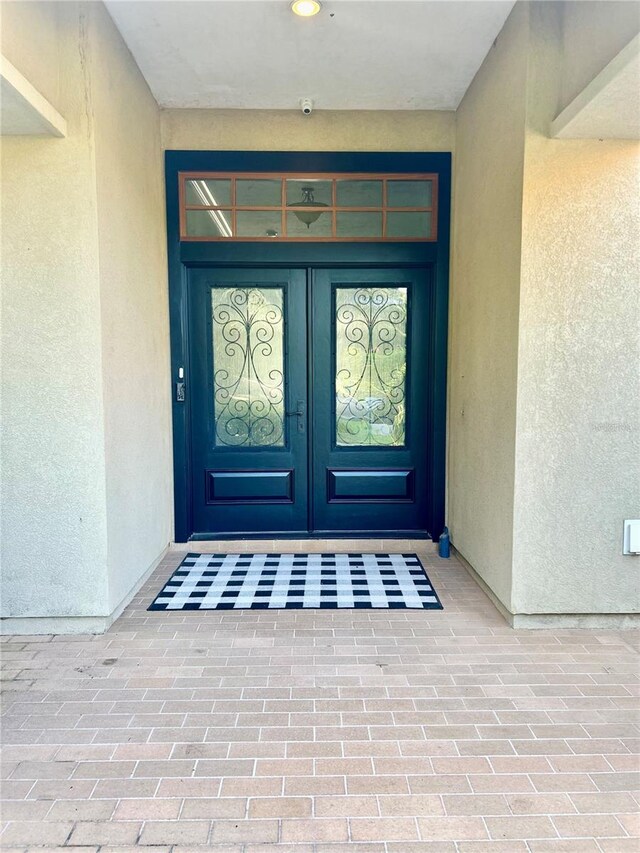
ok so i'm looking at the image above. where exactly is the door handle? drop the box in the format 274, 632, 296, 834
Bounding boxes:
285, 400, 306, 433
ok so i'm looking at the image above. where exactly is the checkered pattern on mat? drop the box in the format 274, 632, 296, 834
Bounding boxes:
148, 553, 443, 611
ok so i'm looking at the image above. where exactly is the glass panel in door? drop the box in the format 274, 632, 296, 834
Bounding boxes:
211, 287, 285, 447
335, 287, 407, 447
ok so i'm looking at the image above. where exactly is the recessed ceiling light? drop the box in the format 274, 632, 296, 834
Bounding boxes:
291, 0, 321, 17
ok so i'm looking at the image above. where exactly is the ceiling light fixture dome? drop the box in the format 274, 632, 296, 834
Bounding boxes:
291, 0, 321, 17
287, 186, 327, 228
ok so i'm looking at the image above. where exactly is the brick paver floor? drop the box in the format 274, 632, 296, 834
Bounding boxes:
1, 541, 639, 852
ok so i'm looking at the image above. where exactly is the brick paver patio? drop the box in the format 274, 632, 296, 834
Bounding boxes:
1, 541, 639, 851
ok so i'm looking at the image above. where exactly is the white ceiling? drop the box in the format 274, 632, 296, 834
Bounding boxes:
105, 0, 516, 111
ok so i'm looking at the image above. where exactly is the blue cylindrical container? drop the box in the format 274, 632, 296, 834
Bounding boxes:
438, 526, 450, 559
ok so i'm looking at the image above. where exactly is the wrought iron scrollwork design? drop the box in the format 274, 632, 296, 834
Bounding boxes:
212, 287, 285, 447
335, 287, 407, 446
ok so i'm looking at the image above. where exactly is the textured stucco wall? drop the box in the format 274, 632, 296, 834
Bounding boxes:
512, 2, 640, 615
89, 4, 172, 612
0, 0, 61, 110
2, 0, 637, 626
448, 3, 529, 611
1, 1, 171, 622
449, 0, 639, 618
1, 1, 110, 617
161, 108, 455, 152
559, 0, 640, 110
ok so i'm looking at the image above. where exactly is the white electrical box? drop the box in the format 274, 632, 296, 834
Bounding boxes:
623, 520, 640, 555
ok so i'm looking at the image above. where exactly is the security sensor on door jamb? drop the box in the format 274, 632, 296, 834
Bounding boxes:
300, 98, 313, 115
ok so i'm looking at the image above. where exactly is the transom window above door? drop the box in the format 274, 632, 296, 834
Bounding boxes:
179, 172, 438, 242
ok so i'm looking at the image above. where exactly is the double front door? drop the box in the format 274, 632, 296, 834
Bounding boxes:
188, 266, 432, 537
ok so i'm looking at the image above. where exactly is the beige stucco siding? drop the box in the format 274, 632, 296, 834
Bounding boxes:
89, 3, 172, 612
559, 0, 640, 110
512, 2, 640, 615
449, 0, 639, 618
448, 3, 529, 611
1, 0, 637, 628
160, 108, 455, 152
1, 1, 171, 622
1, 2, 109, 617
0, 0, 61, 111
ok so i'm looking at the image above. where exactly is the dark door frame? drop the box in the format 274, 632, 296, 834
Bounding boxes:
166, 150, 451, 542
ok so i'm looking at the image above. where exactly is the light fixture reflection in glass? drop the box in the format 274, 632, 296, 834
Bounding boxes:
291, 0, 321, 17
192, 180, 232, 237
287, 186, 328, 228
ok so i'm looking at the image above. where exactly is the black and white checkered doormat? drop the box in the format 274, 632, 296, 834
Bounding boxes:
149, 553, 443, 611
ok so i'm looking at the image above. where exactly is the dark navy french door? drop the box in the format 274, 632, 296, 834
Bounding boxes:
189, 268, 308, 535
188, 266, 432, 537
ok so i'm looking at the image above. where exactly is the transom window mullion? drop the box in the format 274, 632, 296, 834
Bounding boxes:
179, 171, 437, 242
